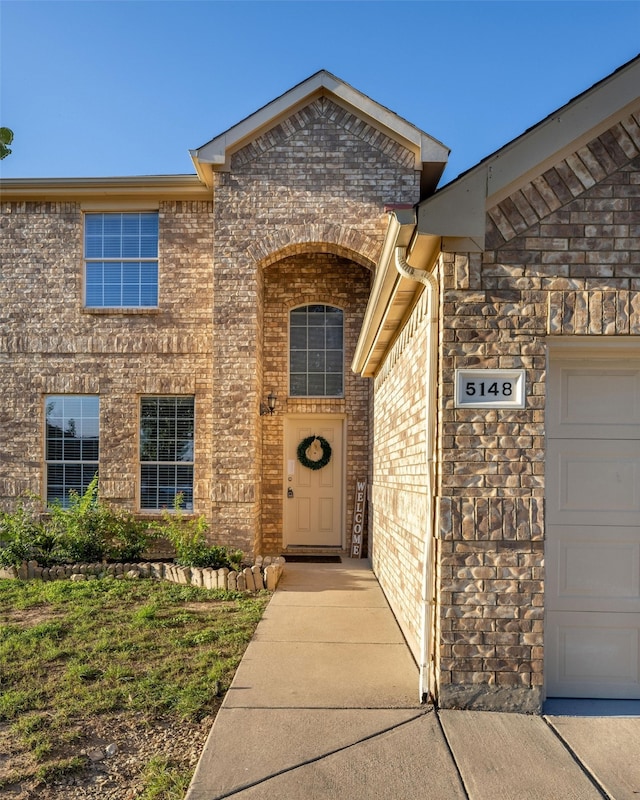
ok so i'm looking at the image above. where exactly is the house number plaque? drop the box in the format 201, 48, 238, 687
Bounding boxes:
455, 369, 525, 409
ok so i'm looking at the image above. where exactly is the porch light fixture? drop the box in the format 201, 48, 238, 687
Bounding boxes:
260, 391, 277, 416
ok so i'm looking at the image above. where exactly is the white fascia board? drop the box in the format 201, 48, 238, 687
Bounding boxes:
352, 210, 416, 376
194, 72, 331, 164
419, 133, 450, 165
0, 175, 209, 200
416, 56, 640, 246
486, 59, 640, 205
193, 71, 449, 170
416, 168, 487, 243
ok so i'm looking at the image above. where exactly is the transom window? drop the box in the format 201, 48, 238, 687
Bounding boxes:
140, 397, 194, 511
290, 304, 344, 397
84, 212, 158, 308
45, 396, 99, 506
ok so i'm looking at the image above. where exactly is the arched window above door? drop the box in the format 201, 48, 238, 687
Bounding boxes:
289, 304, 344, 397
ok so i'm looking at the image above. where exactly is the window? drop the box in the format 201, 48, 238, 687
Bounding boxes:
45, 396, 99, 506
84, 212, 158, 308
290, 304, 344, 397
140, 397, 194, 510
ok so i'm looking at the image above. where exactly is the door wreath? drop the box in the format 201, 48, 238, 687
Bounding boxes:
297, 435, 332, 471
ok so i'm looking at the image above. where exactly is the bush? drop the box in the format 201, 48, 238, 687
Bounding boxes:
0, 482, 242, 571
0, 494, 46, 567
0, 478, 152, 567
48, 477, 110, 563
158, 495, 242, 570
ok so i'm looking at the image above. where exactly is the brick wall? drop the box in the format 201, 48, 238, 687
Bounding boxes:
0, 200, 215, 513
1, 96, 421, 558
435, 111, 640, 711
370, 288, 434, 660
211, 95, 420, 552
261, 254, 371, 554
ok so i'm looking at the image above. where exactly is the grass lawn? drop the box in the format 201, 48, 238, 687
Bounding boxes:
0, 577, 270, 799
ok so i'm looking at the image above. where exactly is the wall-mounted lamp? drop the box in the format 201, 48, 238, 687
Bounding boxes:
260, 391, 277, 416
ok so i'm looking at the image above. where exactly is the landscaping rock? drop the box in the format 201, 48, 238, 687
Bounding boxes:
1, 556, 284, 594
177, 566, 191, 585
0, 565, 18, 579
87, 747, 105, 762
217, 568, 228, 589
252, 564, 264, 590
191, 567, 204, 587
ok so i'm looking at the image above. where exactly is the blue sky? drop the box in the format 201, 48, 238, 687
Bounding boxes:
1, 1, 639, 185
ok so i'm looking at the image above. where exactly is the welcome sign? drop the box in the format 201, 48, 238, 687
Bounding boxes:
350, 479, 367, 558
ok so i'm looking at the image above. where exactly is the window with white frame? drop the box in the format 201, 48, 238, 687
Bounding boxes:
289, 304, 344, 397
140, 397, 194, 511
84, 212, 158, 308
45, 396, 99, 506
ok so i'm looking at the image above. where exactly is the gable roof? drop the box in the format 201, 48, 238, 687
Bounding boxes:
353, 54, 640, 377
190, 70, 449, 194
415, 53, 640, 254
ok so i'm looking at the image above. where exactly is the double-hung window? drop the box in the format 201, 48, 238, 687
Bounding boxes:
84, 212, 158, 308
290, 304, 344, 397
140, 397, 194, 511
45, 396, 99, 506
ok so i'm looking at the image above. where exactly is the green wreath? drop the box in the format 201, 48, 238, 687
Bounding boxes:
297, 435, 332, 471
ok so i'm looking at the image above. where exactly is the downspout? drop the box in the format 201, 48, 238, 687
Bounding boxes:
394, 246, 439, 703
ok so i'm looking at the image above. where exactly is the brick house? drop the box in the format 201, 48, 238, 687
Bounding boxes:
0, 71, 448, 557
1, 57, 639, 711
353, 54, 640, 711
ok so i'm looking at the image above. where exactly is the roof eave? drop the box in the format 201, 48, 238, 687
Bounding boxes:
0, 174, 210, 201
191, 70, 449, 186
416, 54, 640, 247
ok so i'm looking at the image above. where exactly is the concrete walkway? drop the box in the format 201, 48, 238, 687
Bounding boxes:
185, 559, 640, 800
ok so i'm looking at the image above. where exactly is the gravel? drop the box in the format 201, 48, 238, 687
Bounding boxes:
1, 711, 216, 799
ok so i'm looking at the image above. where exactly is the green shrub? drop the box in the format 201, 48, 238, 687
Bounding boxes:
105, 511, 151, 562
0, 482, 244, 571
48, 477, 108, 563
0, 478, 152, 567
0, 494, 46, 567
158, 495, 242, 570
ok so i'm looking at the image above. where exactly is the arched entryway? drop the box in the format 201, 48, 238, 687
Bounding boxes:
259, 250, 372, 555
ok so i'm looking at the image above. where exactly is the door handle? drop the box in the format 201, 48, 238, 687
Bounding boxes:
287, 488, 294, 498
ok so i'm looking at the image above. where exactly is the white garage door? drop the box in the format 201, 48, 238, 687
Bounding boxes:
546, 350, 640, 698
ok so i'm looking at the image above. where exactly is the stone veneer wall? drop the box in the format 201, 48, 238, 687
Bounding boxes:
210, 95, 420, 553
0, 200, 215, 515
261, 253, 371, 554
435, 110, 640, 712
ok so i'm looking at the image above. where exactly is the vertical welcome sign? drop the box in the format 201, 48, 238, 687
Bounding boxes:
350, 479, 367, 558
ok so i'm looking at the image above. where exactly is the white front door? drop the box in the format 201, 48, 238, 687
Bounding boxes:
546, 349, 640, 698
283, 416, 343, 547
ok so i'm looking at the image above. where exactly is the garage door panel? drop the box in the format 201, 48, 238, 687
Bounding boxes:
547, 440, 640, 526
548, 362, 640, 439
547, 528, 640, 612
546, 612, 640, 699
547, 349, 640, 699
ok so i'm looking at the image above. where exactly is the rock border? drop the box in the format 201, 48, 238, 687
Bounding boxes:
0, 555, 285, 592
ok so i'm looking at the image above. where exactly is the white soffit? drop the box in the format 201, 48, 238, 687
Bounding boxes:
191, 71, 449, 185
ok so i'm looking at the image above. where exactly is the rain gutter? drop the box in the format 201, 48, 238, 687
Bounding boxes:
394, 246, 439, 704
